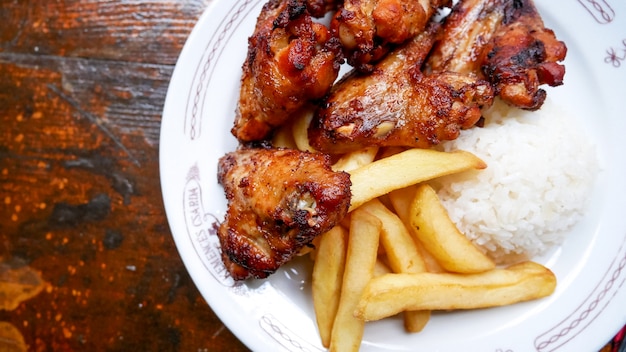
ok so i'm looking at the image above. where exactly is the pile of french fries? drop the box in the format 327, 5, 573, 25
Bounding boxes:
275, 112, 557, 351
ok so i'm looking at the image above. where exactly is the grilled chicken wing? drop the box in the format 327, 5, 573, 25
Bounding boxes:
482, 0, 566, 110
217, 147, 351, 280
425, 0, 504, 75
308, 24, 494, 154
331, 0, 451, 71
232, 0, 344, 142
426, 0, 567, 110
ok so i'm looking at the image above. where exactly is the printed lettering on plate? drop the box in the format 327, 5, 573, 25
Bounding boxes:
183, 164, 235, 286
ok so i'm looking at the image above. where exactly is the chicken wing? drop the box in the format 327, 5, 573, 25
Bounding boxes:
424, 0, 505, 75
482, 0, 566, 110
426, 0, 567, 110
232, 0, 344, 142
308, 24, 494, 154
331, 0, 451, 71
217, 147, 351, 280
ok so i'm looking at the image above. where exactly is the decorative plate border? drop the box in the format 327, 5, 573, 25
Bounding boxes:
535, 233, 626, 351
183, 0, 263, 141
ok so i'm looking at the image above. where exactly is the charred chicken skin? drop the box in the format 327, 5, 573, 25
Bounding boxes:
331, 0, 451, 71
426, 0, 567, 110
217, 147, 351, 280
305, 0, 342, 17
232, 0, 344, 142
308, 24, 494, 154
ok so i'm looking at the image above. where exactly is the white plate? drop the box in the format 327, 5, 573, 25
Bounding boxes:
159, 1, 626, 351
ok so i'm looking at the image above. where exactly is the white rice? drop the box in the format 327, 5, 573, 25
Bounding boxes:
435, 98, 598, 263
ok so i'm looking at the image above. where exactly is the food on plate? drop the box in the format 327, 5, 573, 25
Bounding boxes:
360, 199, 428, 275
409, 183, 496, 273
212, 0, 589, 348
331, 146, 379, 172
216, 147, 351, 280
313, 181, 559, 350
304, 0, 341, 18
349, 148, 487, 211
424, 0, 505, 76
308, 23, 495, 154
425, 0, 567, 110
354, 261, 557, 321
435, 98, 598, 263
232, 0, 343, 142
330, 0, 451, 71
358, 199, 431, 332
388, 186, 447, 273
312, 226, 347, 348
480, 0, 567, 110
328, 208, 380, 351
292, 109, 317, 152
310, 0, 568, 155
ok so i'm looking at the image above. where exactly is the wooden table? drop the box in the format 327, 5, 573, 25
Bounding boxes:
0, 0, 249, 350
0, 1, 624, 351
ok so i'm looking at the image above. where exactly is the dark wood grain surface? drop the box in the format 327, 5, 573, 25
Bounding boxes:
0, 0, 249, 350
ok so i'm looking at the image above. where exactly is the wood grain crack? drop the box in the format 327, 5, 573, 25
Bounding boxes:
47, 83, 141, 167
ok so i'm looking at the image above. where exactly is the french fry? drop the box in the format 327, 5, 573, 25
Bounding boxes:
359, 199, 431, 332
359, 199, 427, 274
403, 307, 431, 333
299, 235, 321, 258
332, 146, 379, 172
349, 149, 486, 211
389, 187, 446, 273
355, 261, 557, 321
292, 108, 316, 152
409, 184, 495, 273
312, 226, 348, 348
388, 186, 416, 225
374, 258, 392, 277
271, 120, 297, 149
330, 208, 381, 352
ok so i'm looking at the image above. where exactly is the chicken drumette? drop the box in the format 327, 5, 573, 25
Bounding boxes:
308, 23, 494, 153
217, 147, 351, 280
232, 0, 344, 142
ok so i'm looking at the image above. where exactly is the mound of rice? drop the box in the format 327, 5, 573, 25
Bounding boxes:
435, 98, 598, 263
